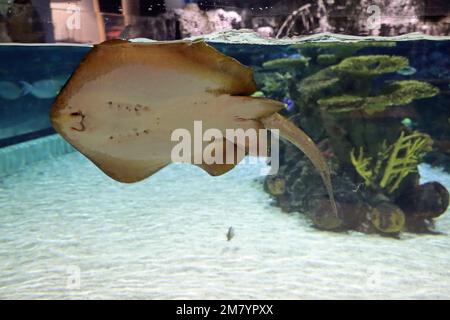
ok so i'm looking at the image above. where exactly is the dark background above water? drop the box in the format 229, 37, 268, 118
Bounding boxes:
0, 1, 449, 44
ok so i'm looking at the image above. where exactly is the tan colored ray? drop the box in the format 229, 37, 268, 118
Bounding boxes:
50, 39, 337, 216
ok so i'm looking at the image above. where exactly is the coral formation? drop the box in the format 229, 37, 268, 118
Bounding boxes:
262, 57, 309, 70
292, 42, 396, 63
260, 72, 293, 100
332, 55, 408, 76
350, 131, 433, 193
258, 40, 448, 236
318, 80, 438, 114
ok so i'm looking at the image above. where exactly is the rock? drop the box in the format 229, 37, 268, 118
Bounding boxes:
175, 3, 242, 38
309, 199, 343, 230
264, 176, 286, 196
396, 182, 449, 220
369, 201, 406, 234
256, 26, 274, 38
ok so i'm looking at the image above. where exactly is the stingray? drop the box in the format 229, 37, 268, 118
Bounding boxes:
50, 39, 338, 216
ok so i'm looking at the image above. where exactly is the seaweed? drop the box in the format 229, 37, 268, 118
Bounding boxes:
318, 80, 439, 114
332, 55, 408, 76
262, 57, 309, 70
350, 131, 433, 193
292, 41, 396, 62
261, 41, 446, 235
379, 131, 433, 193
350, 146, 374, 186
260, 72, 293, 100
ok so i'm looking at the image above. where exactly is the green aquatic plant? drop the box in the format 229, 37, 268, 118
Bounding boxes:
297, 67, 340, 102
318, 95, 365, 112
332, 55, 408, 76
350, 146, 374, 186
261, 72, 293, 99
350, 131, 433, 193
318, 80, 439, 114
292, 41, 396, 62
316, 54, 338, 66
262, 57, 309, 70
296, 55, 424, 109
379, 80, 439, 104
379, 131, 433, 193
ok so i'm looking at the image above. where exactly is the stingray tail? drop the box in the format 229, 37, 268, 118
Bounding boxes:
260, 113, 338, 217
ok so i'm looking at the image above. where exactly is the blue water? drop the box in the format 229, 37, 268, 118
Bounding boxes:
0, 33, 449, 299
0, 143, 449, 299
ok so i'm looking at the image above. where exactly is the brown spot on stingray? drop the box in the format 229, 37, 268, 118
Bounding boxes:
234, 116, 255, 122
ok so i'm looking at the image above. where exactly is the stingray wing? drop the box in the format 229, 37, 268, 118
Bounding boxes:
50, 39, 281, 182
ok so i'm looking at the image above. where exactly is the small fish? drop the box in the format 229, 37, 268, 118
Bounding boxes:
20, 79, 65, 99
251, 91, 265, 97
396, 66, 417, 76
401, 117, 416, 129
288, 53, 302, 59
282, 97, 295, 112
0, 81, 23, 100
226, 226, 235, 241
282, 53, 302, 59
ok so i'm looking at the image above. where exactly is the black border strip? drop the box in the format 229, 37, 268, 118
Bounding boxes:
0, 127, 56, 148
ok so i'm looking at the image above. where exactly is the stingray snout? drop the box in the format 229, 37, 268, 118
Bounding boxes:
51, 109, 86, 133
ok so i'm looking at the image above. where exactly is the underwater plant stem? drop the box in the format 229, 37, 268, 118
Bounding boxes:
261, 113, 338, 217
350, 147, 373, 186
379, 131, 405, 190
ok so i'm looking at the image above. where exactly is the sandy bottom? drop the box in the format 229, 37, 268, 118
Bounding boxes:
0, 152, 449, 299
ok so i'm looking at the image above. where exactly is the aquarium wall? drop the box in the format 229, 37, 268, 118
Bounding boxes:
0, 45, 89, 147
0, 1, 449, 44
